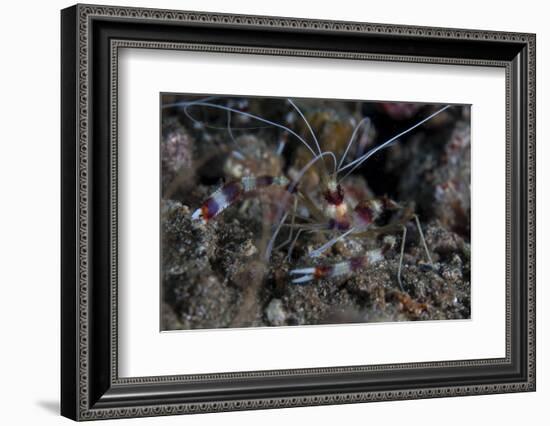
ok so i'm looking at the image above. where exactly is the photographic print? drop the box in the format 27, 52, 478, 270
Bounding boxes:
160, 95, 471, 331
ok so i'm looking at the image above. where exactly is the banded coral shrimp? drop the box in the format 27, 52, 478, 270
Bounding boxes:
163, 95, 453, 294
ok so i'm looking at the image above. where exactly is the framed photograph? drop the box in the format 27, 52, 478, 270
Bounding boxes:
61, 4, 536, 421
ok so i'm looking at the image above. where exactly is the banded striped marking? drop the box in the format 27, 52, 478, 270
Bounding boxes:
290, 248, 384, 284
323, 181, 353, 230
353, 199, 383, 228
192, 175, 289, 223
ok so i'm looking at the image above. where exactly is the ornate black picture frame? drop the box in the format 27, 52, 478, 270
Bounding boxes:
61, 3, 536, 421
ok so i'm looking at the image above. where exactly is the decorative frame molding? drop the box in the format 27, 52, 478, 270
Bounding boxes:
61, 3, 535, 421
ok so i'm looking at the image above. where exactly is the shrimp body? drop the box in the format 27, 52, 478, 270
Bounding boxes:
181, 98, 450, 290
290, 248, 384, 284
192, 175, 289, 224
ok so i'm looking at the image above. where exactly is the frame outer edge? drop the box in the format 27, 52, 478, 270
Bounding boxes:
527, 33, 535, 390
65, 4, 536, 421
77, 2, 91, 420
61, 4, 80, 422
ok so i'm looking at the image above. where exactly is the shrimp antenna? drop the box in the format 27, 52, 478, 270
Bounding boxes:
162, 95, 220, 109
338, 105, 451, 181
226, 109, 244, 152
337, 116, 371, 172
177, 103, 271, 132
288, 151, 338, 193
308, 227, 356, 258
265, 151, 338, 260
180, 101, 320, 159
287, 99, 322, 156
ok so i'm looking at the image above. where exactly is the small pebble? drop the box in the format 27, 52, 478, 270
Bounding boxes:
242, 240, 258, 257
266, 299, 287, 326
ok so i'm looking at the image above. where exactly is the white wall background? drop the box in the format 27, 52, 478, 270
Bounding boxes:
0, 0, 546, 424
